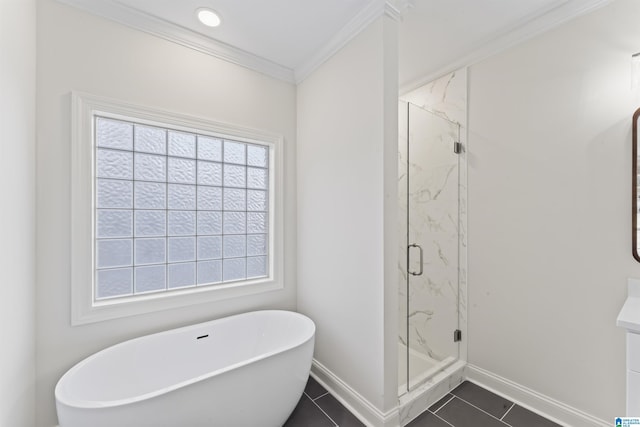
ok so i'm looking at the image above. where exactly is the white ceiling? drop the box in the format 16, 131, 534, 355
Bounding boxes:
56, 0, 611, 87
113, 0, 376, 71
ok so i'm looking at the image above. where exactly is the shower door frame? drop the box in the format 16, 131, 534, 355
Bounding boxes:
402, 101, 466, 394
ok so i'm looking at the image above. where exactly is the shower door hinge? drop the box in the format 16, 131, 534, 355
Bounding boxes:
454, 329, 462, 342
453, 142, 463, 154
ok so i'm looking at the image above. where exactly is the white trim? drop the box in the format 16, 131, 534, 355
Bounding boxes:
55, 0, 295, 83
308, 360, 608, 427
466, 364, 609, 427
70, 91, 285, 325
55, 0, 611, 88
55, 362, 605, 427
54, 0, 412, 86
294, 0, 411, 83
399, 0, 612, 95
398, 360, 466, 426
311, 359, 400, 427
384, 0, 414, 22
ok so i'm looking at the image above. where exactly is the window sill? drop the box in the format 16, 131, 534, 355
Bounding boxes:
72, 277, 283, 325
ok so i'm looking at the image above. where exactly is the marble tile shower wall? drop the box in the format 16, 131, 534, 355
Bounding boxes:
398, 69, 468, 383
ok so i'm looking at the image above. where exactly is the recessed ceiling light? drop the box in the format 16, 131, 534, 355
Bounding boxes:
197, 8, 221, 28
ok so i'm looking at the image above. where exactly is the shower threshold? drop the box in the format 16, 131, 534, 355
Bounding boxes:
398, 343, 456, 396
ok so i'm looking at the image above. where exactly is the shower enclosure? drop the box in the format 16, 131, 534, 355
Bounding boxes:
398, 100, 462, 395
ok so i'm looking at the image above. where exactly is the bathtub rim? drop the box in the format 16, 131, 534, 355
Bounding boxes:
55, 310, 315, 409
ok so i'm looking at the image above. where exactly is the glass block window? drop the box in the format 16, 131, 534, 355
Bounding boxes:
94, 116, 270, 300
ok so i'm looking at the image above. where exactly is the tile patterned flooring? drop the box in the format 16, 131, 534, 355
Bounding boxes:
408, 381, 562, 427
285, 377, 561, 427
284, 376, 365, 427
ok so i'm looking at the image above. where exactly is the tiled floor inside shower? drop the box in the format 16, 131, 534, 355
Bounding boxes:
284, 377, 562, 427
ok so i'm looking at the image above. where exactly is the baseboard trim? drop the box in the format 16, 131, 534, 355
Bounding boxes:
466, 364, 609, 427
55, 362, 609, 427
311, 359, 400, 427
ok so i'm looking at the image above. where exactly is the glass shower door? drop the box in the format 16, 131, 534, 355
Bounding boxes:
405, 102, 460, 391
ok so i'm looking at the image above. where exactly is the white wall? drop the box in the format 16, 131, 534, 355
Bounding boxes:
0, 0, 37, 426
297, 15, 398, 415
468, 0, 640, 420
36, 1, 297, 425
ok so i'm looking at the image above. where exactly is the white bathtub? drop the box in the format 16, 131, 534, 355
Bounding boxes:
55, 310, 315, 427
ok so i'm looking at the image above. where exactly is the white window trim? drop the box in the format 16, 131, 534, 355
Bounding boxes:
70, 91, 284, 325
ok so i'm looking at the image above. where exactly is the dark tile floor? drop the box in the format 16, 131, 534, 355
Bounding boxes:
407, 381, 562, 427
284, 376, 365, 427
285, 378, 561, 427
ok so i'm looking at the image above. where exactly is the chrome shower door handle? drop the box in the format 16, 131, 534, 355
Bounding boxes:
408, 244, 423, 276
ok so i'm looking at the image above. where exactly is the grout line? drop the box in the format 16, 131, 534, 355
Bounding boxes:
312, 391, 330, 401
500, 402, 516, 422
429, 410, 455, 427
449, 395, 512, 426
308, 395, 339, 427
431, 394, 455, 414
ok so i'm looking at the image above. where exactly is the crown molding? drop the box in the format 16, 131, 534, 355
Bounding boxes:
400, 0, 612, 94
384, 0, 415, 21
55, 0, 296, 83
294, 0, 413, 84
56, 0, 607, 90
55, 0, 410, 85
53, 0, 415, 86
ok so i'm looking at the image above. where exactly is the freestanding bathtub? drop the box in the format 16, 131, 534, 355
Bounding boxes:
55, 310, 315, 427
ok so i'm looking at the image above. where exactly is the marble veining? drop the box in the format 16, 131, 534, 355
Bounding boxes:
399, 361, 466, 425
402, 71, 467, 126
398, 68, 468, 391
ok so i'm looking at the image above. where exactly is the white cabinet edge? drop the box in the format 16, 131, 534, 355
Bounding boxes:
616, 278, 640, 333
